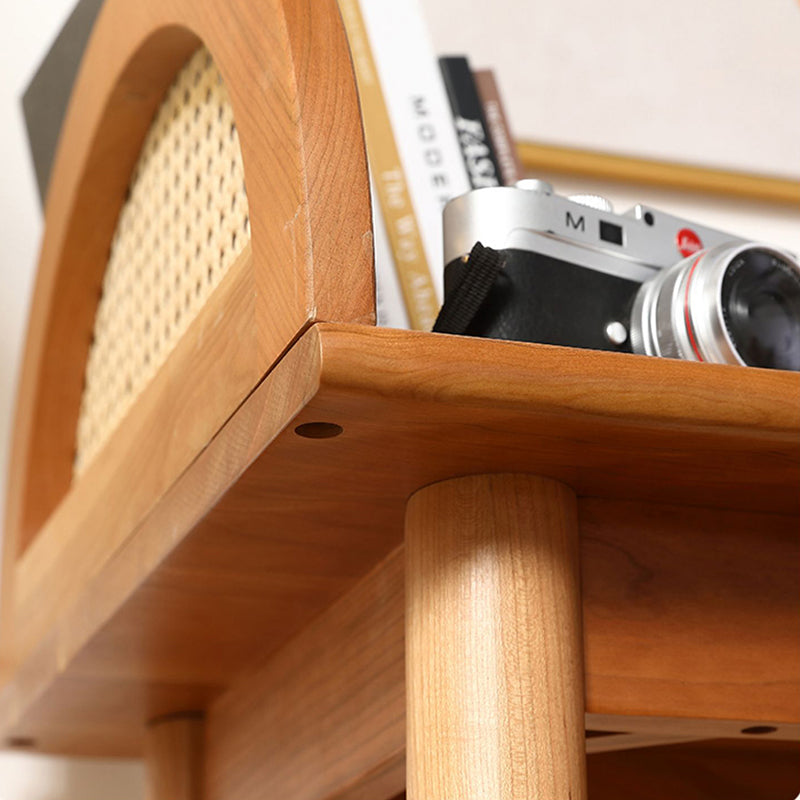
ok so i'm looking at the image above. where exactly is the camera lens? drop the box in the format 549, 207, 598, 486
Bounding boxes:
630, 243, 800, 371
721, 250, 800, 370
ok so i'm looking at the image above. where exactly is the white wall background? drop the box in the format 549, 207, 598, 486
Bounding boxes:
424, 0, 800, 179
0, 0, 798, 795
0, 753, 143, 800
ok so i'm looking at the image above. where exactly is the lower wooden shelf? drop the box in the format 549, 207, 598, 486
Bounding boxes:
0, 324, 798, 763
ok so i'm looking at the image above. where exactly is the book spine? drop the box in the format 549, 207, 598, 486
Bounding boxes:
473, 69, 523, 186
439, 56, 502, 190
338, 0, 440, 330
356, 0, 471, 304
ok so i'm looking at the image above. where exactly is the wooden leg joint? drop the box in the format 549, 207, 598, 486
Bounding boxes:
405, 473, 586, 800
145, 712, 204, 800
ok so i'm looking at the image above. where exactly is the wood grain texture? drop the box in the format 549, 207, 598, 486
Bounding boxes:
11, 246, 259, 669
405, 475, 586, 800
205, 548, 693, 800
1, 673, 214, 757
586, 738, 800, 800
205, 530, 796, 800
583, 733, 704, 753
3, 0, 373, 572
580, 498, 800, 722
378, 739, 800, 800
204, 547, 407, 800
309, 327, 799, 515
584, 714, 800, 741
374, 739, 800, 800
3, 0, 795, 789
0, 325, 797, 757
2, 495, 794, 758
0, 329, 326, 753
145, 714, 203, 800
274, 739, 800, 800
4, 26, 199, 567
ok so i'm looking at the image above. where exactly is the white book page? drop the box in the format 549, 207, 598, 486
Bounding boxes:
359, 0, 471, 302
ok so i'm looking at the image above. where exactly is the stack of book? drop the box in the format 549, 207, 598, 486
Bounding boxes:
337, 0, 521, 330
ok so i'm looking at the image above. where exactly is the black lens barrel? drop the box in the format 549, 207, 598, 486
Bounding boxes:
721, 249, 800, 371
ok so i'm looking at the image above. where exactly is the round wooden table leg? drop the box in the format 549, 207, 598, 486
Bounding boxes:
405, 473, 586, 800
145, 713, 204, 800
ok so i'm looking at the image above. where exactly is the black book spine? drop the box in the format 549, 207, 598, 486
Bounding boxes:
438, 55, 502, 189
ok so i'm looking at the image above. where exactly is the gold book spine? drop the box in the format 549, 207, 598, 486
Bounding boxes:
338, 0, 439, 331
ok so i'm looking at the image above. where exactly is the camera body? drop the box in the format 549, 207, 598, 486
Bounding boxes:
442, 181, 800, 370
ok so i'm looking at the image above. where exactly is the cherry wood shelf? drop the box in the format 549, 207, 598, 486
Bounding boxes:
2, 0, 798, 794
0, 325, 797, 757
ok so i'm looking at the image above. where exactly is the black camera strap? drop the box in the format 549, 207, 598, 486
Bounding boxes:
432, 242, 505, 335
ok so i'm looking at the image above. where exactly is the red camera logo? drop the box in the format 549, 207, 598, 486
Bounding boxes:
677, 228, 703, 257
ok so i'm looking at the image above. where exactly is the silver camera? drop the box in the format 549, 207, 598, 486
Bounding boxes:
441, 180, 800, 371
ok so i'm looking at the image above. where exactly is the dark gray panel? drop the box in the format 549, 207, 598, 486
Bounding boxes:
22, 0, 105, 207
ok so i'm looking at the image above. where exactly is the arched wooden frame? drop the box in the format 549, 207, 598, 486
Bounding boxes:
4, 0, 375, 566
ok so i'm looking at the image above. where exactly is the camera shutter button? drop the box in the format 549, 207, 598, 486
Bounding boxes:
568, 194, 614, 213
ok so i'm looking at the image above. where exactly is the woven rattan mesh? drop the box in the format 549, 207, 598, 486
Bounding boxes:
74, 47, 250, 474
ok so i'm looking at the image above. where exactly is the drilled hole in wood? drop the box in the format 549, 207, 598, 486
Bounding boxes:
6, 737, 36, 749
741, 725, 778, 735
294, 422, 344, 439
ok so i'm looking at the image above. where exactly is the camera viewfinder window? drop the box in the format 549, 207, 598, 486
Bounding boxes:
600, 221, 624, 245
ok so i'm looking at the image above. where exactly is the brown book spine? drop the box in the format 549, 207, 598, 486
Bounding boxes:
473, 69, 522, 186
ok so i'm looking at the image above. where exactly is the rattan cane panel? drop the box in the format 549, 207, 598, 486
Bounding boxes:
75, 47, 250, 475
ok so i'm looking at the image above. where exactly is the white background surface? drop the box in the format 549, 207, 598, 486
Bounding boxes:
424, 0, 800, 179
0, 753, 143, 800
0, 0, 798, 795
